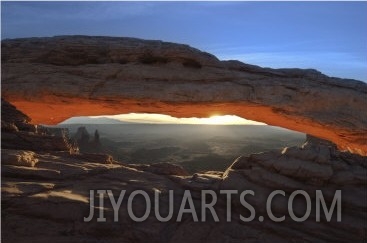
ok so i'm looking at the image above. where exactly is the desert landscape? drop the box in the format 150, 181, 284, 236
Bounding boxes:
57, 122, 305, 173
1, 35, 366, 242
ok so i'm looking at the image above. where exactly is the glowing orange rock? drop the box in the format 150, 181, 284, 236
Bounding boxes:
2, 36, 366, 155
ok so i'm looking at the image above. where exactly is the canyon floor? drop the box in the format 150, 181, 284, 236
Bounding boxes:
58, 123, 305, 173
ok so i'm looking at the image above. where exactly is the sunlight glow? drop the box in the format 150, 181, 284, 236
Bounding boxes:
88, 113, 266, 125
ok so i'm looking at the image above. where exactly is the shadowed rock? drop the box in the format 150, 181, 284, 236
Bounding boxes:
1, 36, 366, 155
1, 98, 366, 242
1, 36, 367, 242
1, 98, 74, 152
1, 149, 39, 167
71, 153, 114, 164
128, 162, 190, 176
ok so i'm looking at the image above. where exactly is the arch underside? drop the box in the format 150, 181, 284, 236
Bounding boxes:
8, 96, 367, 156
2, 36, 366, 155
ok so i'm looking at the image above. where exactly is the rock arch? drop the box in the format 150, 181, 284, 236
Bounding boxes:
2, 36, 366, 155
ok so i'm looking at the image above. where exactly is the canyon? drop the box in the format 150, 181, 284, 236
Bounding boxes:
1, 36, 367, 242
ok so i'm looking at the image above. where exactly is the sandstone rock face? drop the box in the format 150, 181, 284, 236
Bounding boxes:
1, 36, 366, 155
129, 162, 190, 176
1, 98, 74, 152
1, 149, 39, 167
220, 137, 367, 242
71, 153, 115, 164
1, 97, 31, 126
1, 98, 366, 242
2, 136, 366, 242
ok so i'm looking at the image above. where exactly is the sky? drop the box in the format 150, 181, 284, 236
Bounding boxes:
1, 1, 367, 125
1, 1, 367, 82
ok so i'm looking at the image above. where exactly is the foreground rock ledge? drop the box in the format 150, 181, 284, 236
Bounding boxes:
2, 98, 367, 242
2, 36, 367, 155
2, 148, 366, 243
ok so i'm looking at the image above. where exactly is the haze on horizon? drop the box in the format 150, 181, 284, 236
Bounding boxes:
61, 114, 267, 125
1, 1, 366, 82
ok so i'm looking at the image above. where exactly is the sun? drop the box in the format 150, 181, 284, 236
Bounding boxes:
202, 115, 265, 125
205, 115, 238, 125
85, 113, 266, 125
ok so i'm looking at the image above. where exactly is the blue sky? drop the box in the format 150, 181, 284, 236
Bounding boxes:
1, 1, 367, 81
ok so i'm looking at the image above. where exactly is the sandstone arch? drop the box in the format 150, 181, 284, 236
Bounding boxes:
2, 36, 366, 155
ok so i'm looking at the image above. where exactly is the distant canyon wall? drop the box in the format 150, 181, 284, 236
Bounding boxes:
2, 36, 366, 155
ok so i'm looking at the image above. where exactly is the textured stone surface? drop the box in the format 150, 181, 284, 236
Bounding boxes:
1, 149, 39, 167
1, 98, 366, 242
1, 36, 367, 155
128, 162, 190, 176
2, 139, 366, 242
1, 99, 74, 152
71, 153, 115, 164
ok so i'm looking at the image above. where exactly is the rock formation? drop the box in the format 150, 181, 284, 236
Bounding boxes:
1, 36, 367, 242
72, 126, 104, 154
1, 98, 74, 152
1, 99, 366, 242
73, 126, 90, 146
1, 36, 366, 155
